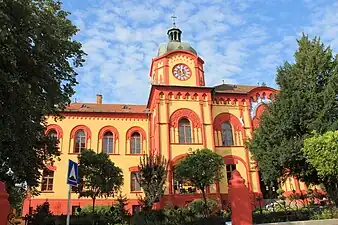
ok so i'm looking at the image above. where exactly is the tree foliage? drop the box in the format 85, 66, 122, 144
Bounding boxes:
302, 131, 338, 205
137, 153, 168, 210
0, 0, 85, 191
7, 184, 27, 215
74, 149, 124, 212
247, 35, 338, 185
174, 149, 224, 207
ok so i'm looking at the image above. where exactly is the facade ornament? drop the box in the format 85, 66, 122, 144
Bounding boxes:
250, 95, 272, 119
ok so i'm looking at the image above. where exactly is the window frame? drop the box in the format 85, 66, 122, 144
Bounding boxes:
226, 164, 237, 183
74, 129, 86, 153
102, 131, 114, 154
178, 118, 192, 144
130, 132, 141, 154
130, 172, 141, 192
41, 169, 54, 192
221, 122, 234, 146
47, 129, 58, 139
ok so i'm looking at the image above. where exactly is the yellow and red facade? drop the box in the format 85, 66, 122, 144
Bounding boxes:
22, 27, 307, 215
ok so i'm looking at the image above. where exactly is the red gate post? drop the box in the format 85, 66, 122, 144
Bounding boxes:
0, 181, 10, 225
228, 170, 253, 225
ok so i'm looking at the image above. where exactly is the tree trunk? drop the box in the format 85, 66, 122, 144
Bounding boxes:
201, 187, 208, 217
92, 197, 96, 213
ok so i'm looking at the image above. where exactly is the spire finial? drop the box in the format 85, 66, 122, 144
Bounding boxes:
171, 14, 177, 27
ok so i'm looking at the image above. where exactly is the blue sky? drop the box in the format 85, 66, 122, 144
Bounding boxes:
62, 0, 338, 104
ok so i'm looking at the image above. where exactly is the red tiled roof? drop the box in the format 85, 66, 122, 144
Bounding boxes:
213, 84, 259, 94
64, 103, 149, 114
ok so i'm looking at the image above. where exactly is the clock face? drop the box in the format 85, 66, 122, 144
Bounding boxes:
173, 64, 191, 81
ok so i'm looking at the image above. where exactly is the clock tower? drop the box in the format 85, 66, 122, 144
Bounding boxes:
149, 23, 205, 87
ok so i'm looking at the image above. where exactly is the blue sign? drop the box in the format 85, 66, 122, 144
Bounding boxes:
67, 160, 78, 186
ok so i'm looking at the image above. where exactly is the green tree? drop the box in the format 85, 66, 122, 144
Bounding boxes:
174, 149, 224, 208
112, 193, 131, 223
247, 35, 338, 185
74, 149, 124, 212
7, 184, 27, 215
302, 131, 338, 206
137, 154, 168, 210
0, 0, 85, 195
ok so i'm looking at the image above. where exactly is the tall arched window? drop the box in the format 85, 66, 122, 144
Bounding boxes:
221, 122, 233, 146
47, 129, 58, 149
74, 130, 86, 153
103, 131, 114, 154
179, 118, 192, 144
131, 132, 141, 154
48, 129, 57, 139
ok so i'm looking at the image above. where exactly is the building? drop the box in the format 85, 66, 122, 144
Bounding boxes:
22, 23, 307, 215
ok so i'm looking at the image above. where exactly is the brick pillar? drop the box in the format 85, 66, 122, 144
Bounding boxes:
229, 170, 253, 225
0, 181, 10, 225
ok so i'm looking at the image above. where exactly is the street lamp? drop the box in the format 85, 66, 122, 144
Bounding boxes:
266, 181, 276, 212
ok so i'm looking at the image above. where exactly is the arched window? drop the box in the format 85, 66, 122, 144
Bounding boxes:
103, 131, 114, 154
221, 122, 233, 146
48, 129, 57, 139
47, 129, 59, 149
131, 132, 141, 154
179, 118, 192, 144
74, 130, 86, 153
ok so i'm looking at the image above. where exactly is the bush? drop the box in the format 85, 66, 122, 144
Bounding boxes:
27, 201, 53, 225
165, 207, 197, 225
131, 207, 225, 225
311, 208, 338, 220
187, 199, 220, 216
76, 194, 131, 224
130, 210, 166, 225
80, 205, 113, 215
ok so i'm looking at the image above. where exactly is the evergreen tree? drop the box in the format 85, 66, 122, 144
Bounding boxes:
248, 34, 338, 185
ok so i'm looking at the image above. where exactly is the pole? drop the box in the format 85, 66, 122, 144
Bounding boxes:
66, 184, 71, 225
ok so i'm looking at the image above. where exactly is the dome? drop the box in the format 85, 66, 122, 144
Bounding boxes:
157, 26, 197, 57
157, 41, 197, 56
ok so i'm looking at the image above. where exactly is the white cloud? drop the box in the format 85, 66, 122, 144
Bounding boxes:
67, 0, 338, 104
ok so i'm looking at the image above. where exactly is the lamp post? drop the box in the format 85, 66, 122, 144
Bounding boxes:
266, 181, 276, 212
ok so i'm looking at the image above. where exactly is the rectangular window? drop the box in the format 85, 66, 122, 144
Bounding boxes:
131, 172, 141, 192
103, 137, 114, 154
179, 127, 184, 143
179, 126, 192, 143
226, 164, 236, 183
131, 138, 141, 154
185, 126, 192, 143
75, 137, 86, 153
41, 170, 54, 191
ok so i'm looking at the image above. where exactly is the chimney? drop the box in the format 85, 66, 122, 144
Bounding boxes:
96, 94, 102, 104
